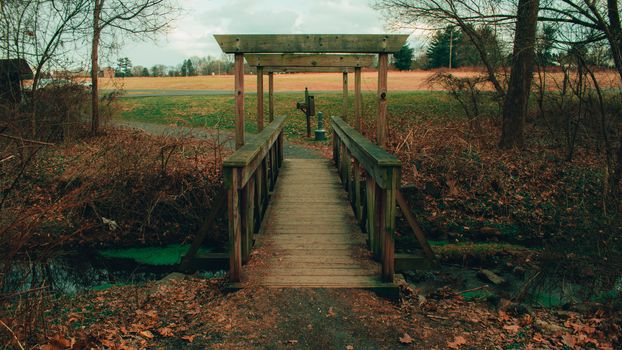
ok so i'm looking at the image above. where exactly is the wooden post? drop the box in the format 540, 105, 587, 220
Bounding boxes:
381, 169, 398, 282
377, 53, 388, 147
228, 170, 241, 282
241, 179, 254, 264
257, 66, 264, 131
355, 67, 362, 132
235, 53, 245, 149
342, 71, 348, 121
254, 169, 262, 231
365, 179, 376, 255
278, 132, 284, 166
268, 72, 274, 122
374, 183, 383, 260
353, 159, 362, 221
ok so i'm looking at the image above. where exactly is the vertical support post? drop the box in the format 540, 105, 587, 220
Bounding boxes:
228, 170, 241, 282
278, 131, 284, 166
254, 169, 262, 231
353, 159, 362, 221
268, 72, 274, 122
377, 53, 388, 147
342, 71, 349, 121
381, 169, 398, 283
241, 179, 254, 264
305, 87, 311, 138
354, 67, 362, 132
374, 183, 383, 260
365, 177, 377, 256
257, 66, 264, 131
234, 53, 245, 150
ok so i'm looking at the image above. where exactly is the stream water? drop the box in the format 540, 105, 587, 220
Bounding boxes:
4, 244, 224, 294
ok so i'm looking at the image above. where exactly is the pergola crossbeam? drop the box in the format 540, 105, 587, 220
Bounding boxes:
245, 54, 374, 68
215, 34, 408, 53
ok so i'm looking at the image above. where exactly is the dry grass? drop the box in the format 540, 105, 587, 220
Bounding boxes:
98, 69, 622, 92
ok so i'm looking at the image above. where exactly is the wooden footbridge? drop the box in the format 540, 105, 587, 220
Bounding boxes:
210, 34, 432, 291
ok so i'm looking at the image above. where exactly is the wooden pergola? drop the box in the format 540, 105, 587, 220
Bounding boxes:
214, 34, 409, 149
245, 53, 374, 134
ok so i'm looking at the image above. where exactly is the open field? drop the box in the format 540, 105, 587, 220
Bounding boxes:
100, 70, 619, 93
101, 70, 622, 93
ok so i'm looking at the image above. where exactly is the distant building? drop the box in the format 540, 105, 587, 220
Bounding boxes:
100, 67, 115, 78
0, 59, 33, 104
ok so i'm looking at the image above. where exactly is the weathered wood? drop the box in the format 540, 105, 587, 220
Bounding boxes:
353, 160, 362, 221
354, 67, 362, 132
377, 53, 388, 147
268, 72, 274, 122
241, 181, 250, 264
251, 159, 387, 288
342, 71, 349, 121
228, 171, 241, 282
246, 54, 375, 67
223, 116, 285, 189
365, 176, 376, 252
214, 34, 409, 53
396, 191, 437, 263
381, 169, 398, 282
234, 53, 245, 149
257, 66, 264, 131
267, 67, 355, 73
330, 116, 400, 189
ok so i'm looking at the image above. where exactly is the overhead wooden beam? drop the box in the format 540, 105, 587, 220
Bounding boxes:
214, 34, 409, 53
265, 67, 354, 73
245, 54, 375, 67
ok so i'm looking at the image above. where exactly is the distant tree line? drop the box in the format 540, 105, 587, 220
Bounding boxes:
113, 55, 236, 77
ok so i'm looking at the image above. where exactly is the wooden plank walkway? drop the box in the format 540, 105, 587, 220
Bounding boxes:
250, 158, 388, 288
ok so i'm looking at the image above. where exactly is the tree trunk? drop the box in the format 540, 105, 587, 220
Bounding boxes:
90, 0, 103, 135
499, 0, 540, 149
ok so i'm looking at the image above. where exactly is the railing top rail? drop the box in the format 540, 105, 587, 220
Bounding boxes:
330, 116, 400, 189
224, 116, 285, 188
224, 116, 286, 168
330, 116, 400, 167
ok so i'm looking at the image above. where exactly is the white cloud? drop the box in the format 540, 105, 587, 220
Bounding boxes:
120, 0, 419, 67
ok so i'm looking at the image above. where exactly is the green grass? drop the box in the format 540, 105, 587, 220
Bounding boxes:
116, 91, 497, 139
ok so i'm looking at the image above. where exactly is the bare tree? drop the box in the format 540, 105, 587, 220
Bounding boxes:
0, 0, 89, 137
499, 0, 540, 149
88, 0, 178, 134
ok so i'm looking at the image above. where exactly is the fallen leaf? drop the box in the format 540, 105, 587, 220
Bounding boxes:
399, 332, 414, 344
157, 327, 174, 337
182, 335, 198, 343
287, 339, 298, 344
327, 307, 336, 317
139, 330, 154, 339
447, 335, 467, 349
346, 346, 354, 350
503, 324, 520, 333
562, 333, 576, 348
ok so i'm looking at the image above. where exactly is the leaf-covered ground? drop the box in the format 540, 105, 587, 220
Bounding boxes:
29, 276, 620, 349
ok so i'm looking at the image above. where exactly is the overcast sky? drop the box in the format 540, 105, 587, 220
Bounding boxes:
116, 0, 416, 68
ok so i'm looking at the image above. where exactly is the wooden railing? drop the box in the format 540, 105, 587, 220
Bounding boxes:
330, 116, 401, 282
224, 116, 285, 282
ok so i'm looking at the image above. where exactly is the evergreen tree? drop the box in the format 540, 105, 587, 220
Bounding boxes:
394, 44, 414, 70
142, 67, 150, 77
536, 24, 557, 66
115, 57, 133, 77
426, 27, 461, 68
